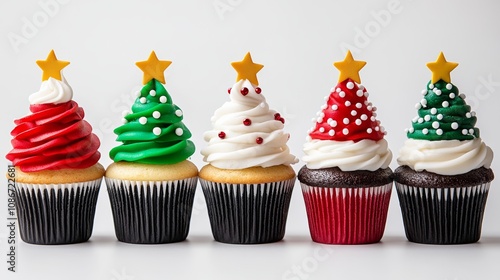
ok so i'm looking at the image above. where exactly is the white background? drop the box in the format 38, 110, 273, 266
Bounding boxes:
1, 0, 500, 279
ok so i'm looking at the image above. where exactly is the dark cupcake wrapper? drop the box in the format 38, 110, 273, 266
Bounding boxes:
200, 178, 295, 244
14, 179, 102, 245
395, 182, 491, 244
301, 183, 392, 244
105, 177, 197, 244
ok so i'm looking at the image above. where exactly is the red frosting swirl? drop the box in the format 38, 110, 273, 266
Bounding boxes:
6, 100, 101, 172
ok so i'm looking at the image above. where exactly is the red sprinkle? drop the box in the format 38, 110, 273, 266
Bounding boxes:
218, 131, 226, 139
227, 88, 231, 94
279, 117, 285, 124
243, 118, 252, 126
240, 87, 249, 96
274, 113, 281, 120
256, 137, 263, 144
255, 87, 262, 94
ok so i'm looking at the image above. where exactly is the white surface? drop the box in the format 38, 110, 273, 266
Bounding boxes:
1, 0, 500, 279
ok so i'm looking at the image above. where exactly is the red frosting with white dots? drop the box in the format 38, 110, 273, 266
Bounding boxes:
309, 78, 385, 142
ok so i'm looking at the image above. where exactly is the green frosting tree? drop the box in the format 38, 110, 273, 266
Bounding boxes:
109, 52, 195, 164
407, 52, 479, 141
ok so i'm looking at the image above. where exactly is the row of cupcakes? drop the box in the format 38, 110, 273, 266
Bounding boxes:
6, 50, 494, 245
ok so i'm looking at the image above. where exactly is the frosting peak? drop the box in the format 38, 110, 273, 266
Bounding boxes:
201, 79, 298, 169
29, 76, 73, 105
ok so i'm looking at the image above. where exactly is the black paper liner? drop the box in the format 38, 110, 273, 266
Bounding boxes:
200, 178, 295, 244
105, 177, 197, 244
395, 182, 490, 244
15, 179, 102, 245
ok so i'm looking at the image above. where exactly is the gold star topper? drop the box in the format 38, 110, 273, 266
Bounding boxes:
333, 50, 366, 84
231, 52, 264, 86
426, 52, 459, 83
36, 50, 70, 81
135, 51, 172, 84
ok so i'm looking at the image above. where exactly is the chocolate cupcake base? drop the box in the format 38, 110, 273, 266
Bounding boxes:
200, 178, 295, 244
15, 179, 102, 245
105, 177, 197, 244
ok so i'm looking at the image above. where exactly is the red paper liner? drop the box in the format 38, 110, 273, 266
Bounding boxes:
301, 183, 392, 244
14, 179, 102, 245
395, 182, 490, 244
200, 178, 295, 244
105, 177, 197, 244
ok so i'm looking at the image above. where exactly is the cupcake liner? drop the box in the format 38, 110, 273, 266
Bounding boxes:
395, 182, 490, 244
105, 177, 197, 244
14, 179, 102, 245
200, 178, 295, 244
300, 183, 392, 244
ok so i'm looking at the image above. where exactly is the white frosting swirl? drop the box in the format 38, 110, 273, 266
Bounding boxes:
397, 138, 493, 175
201, 79, 298, 169
29, 76, 73, 105
303, 139, 392, 171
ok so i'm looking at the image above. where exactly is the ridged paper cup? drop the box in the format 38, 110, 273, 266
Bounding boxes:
200, 178, 295, 244
395, 182, 490, 244
14, 179, 102, 245
300, 182, 392, 244
105, 177, 197, 244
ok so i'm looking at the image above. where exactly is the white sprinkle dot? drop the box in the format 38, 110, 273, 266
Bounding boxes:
339, 91, 346, 98
462, 129, 468, 135
149, 90, 156, 96
329, 130, 335, 136
466, 112, 471, 118
371, 116, 376, 122
418, 118, 424, 123
311, 118, 317, 123
381, 126, 386, 133
421, 99, 428, 107
367, 105, 373, 111
135, 91, 141, 98
449, 93, 456, 99
356, 90, 364, 97
435, 89, 442, 96
436, 129, 443, 135
442, 101, 449, 108
432, 121, 440, 129
373, 112, 378, 117
364, 92, 369, 97
175, 128, 183, 136
342, 128, 349, 135
355, 119, 362, 125
160, 96, 167, 103
122, 110, 130, 117
343, 118, 350, 124
345, 101, 351, 107
355, 103, 362, 108
412, 116, 419, 123
422, 128, 429, 135
330, 88, 335, 93
324, 96, 329, 101
424, 115, 431, 121
140, 97, 147, 104
415, 103, 422, 109
446, 83, 453, 90
421, 89, 427, 95
139, 117, 147, 125
331, 105, 338, 111
122, 118, 128, 124
319, 127, 325, 133
321, 104, 328, 110
361, 114, 368, 121
329, 120, 337, 127
153, 127, 162, 135
346, 82, 354, 89
429, 84, 435, 89
451, 122, 459, 130
372, 106, 377, 112
409, 127, 414, 133
375, 126, 380, 131
367, 128, 373, 134
153, 111, 161, 119
405, 128, 408, 133
175, 109, 183, 117
469, 128, 474, 135
437, 114, 443, 120
430, 108, 437, 115
359, 85, 365, 90
317, 117, 324, 123
471, 111, 476, 117
319, 112, 325, 118
336, 87, 341, 93
351, 110, 357, 116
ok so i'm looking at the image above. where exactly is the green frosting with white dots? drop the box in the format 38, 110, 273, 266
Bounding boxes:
109, 79, 195, 164
407, 80, 479, 141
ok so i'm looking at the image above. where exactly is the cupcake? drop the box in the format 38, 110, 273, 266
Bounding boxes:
105, 51, 197, 244
200, 52, 298, 244
5, 50, 104, 245
298, 51, 393, 244
395, 52, 494, 244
